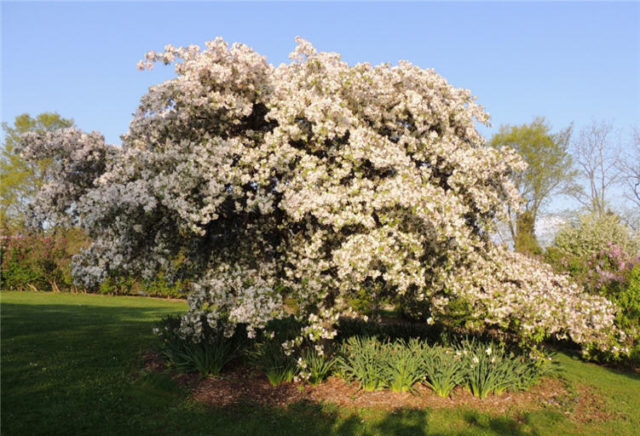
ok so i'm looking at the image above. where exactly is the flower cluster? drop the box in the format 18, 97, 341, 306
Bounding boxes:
18, 128, 118, 229
20, 37, 623, 356
586, 242, 639, 292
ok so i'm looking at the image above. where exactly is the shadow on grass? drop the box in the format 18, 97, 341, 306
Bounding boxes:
198, 402, 431, 436
193, 402, 538, 436
461, 411, 537, 436
1, 301, 182, 327
600, 361, 640, 382
559, 349, 640, 384
1, 298, 537, 436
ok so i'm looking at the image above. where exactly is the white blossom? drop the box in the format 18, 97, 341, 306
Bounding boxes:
20, 37, 624, 356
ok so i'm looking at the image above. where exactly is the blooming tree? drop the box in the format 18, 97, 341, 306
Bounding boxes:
20, 38, 624, 356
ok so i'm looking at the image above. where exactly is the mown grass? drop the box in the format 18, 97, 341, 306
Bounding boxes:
1, 291, 639, 435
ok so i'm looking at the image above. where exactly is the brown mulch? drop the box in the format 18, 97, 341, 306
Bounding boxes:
304, 376, 567, 414
189, 364, 567, 414
143, 351, 610, 422
192, 366, 308, 408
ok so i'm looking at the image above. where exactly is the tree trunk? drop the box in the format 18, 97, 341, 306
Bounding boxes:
514, 210, 542, 255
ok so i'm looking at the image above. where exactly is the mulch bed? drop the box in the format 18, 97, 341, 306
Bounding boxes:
143, 351, 609, 422
189, 365, 567, 414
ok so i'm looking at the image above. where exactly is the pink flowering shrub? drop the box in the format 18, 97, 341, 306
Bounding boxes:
586, 245, 639, 347
584, 243, 638, 293
18, 38, 624, 358
546, 215, 640, 361
546, 212, 639, 286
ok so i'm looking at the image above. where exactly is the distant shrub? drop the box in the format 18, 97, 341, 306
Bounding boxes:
583, 243, 638, 294
546, 212, 639, 281
0, 229, 86, 292
546, 213, 640, 361
612, 264, 640, 357
0, 228, 188, 298
514, 210, 543, 255
97, 273, 188, 298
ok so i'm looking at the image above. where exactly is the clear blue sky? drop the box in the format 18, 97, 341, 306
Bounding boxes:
2, 1, 639, 148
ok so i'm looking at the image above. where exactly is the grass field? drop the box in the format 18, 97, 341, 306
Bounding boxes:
1, 291, 639, 435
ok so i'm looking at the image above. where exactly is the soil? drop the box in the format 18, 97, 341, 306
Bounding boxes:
142, 352, 611, 422
189, 366, 567, 414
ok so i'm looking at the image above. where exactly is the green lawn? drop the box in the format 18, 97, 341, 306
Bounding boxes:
1, 291, 639, 435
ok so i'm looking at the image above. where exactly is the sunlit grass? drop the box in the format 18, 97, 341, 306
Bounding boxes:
1, 291, 639, 435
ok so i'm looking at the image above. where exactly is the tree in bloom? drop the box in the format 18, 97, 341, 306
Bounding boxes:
19, 37, 625, 356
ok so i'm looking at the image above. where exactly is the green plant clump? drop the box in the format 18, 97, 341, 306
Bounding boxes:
336, 336, 389, 391
420, 345, 464, 397
249, 340, 298, 386
155, 315, 239, 377
334, 335, 552, 398
154, 311, 554, 396
301, 349, 335, 385
457, 339, 554, 398
384, 339, 424, 392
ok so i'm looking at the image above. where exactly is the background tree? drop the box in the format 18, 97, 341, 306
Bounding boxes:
0, 113, 74, 231
616, 128, 640, 232
620, 128, 640, 207
571, 121, 623, 216
490, 117, 575, 254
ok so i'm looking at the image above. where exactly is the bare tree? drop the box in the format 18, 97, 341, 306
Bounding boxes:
620, 128, 640, 208
618, 128, 640, 231
571, 121, 624, 215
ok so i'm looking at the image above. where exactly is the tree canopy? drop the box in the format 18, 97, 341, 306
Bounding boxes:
19, 38, 623, 356
1, 112, 74, 231
490, 117, 575, 253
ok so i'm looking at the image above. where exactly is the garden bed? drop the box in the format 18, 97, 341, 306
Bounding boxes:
144, 350, 605, 420
189, 365, 568, 413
